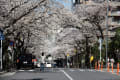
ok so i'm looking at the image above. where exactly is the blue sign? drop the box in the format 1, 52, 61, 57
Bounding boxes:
0, 31, 4, 40
10, 41, 14, 46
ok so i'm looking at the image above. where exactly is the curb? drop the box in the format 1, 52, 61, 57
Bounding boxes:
0, 71, 7, 75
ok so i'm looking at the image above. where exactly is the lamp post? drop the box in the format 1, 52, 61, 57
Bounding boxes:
105, 0, 109, 68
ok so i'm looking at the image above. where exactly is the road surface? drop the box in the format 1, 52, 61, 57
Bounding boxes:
0, 68, 120, 80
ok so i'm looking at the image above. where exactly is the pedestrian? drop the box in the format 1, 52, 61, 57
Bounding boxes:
40, 52, 45, 72
110, 58, 115, 67
107, 57, 110, 63
40, 63, 44, 71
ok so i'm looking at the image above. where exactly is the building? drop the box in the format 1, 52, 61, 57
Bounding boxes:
108, 0, 120, 31
104, 0, 120, 37
73, 0, 120, 38
73, 0, 105, 5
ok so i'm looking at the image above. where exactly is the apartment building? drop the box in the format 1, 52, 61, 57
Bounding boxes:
73, 0, 104, 5
109, 0, 120, 29
73, 0, 120, 37
105, 0, 120, 37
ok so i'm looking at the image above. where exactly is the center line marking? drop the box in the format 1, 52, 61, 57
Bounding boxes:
60, 70, 74, 80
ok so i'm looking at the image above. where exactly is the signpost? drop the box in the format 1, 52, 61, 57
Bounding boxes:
0, 30, 4, 70
67, 53, 70, 68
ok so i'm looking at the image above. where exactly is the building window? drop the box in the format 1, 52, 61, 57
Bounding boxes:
93, 0, 105, 3
112, 0, 120, 2
75, 0, 80, 4
112, 16, 120, 24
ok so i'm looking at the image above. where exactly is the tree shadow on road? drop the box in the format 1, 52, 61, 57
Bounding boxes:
12, 78, 44, 80
32, 79, 43, 80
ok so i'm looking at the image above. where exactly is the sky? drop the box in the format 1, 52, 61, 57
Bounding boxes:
56, 0, 73, 10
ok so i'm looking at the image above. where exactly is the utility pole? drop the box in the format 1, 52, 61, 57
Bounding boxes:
106, 0, 109, 68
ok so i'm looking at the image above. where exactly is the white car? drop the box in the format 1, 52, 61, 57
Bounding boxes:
45, 63, 52, 68
36, 63, 41, 68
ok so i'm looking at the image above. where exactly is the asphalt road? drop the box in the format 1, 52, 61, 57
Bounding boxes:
0, 68, 120, 80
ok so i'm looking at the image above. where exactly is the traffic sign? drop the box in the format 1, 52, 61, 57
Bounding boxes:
90, 56, 94, 62
10, 41, 14, 46
0, 32, 4, 40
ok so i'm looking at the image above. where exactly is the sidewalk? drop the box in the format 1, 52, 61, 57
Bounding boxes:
0, 71, 16, 77
0, 69, 16, 76
0, 71, 7, 75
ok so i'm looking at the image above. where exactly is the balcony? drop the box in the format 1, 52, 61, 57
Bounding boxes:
109, 21, 120, 26
109, 1, 120, 7
108, 11, 120, 16
103, 30, 115, 37
108, 31, 116, 37
84, 1, 101, 5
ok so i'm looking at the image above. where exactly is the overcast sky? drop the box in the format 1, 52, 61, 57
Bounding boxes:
56, 0, 72, 10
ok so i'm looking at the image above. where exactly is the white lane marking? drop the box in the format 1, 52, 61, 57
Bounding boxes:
69, 69, 75, 72
92, 70, 96, 72
90, 69, 96, 72
79, 69, 84, 72
88, 69, 96, 72
60, 70, 74, 80
28, 70, 34, 72
79, 69, 97, 72
18, 70, 25, 72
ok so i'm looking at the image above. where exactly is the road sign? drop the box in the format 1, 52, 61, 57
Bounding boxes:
10, 41, 14, 46
0, 32, 4, 40
90, 56, 94, 62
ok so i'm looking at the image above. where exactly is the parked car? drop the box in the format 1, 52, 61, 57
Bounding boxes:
37, 62, 41, 68
45, 62, 52, 68
16, 54, 36, 69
